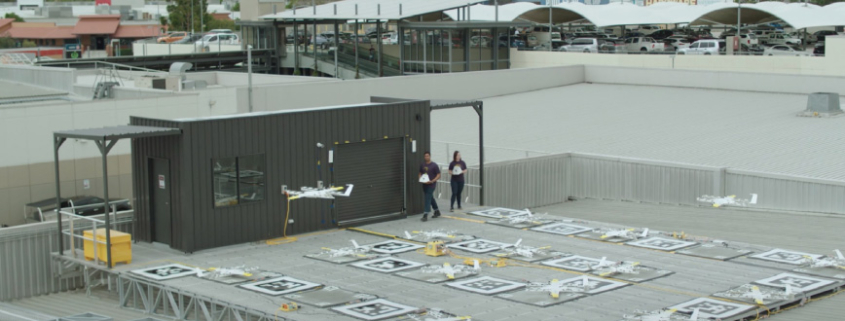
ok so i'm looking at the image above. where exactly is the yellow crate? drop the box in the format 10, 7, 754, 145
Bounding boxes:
83, 229, 132, 267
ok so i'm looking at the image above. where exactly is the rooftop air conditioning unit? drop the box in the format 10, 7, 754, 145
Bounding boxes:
798, 92, 843, 117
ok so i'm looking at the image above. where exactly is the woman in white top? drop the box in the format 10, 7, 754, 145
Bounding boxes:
448, 151, 468, 211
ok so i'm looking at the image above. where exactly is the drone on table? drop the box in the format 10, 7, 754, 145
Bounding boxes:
284, 183, 354, 200
594, 260, 642, 277
320, 240, 372, 258
420, 261, 480, 279
494, 209, 551, 225
405, 309, 472, 321
494, 239, 552, 259
526, 276, 595, 297
623, 308, 701, 321
697, 193, 758, 208
195, 265, 258, 279
600, 228, 649, 240
405, 230, 472, 242
721, 284, 795, 305
800, 249, 845, 270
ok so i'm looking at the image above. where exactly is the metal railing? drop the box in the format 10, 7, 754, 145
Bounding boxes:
38, 60, 167, 74
432, 140, 551, 168
57, 205, 126, 266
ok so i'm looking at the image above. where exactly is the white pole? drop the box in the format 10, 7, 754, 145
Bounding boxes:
248, 45, 253, 112
737, 0, 741, 55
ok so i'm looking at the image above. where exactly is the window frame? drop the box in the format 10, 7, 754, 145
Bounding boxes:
212, 154, 266, 208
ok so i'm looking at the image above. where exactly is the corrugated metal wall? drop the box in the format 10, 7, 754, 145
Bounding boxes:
129, 118, 183, 249
569, 153, 719, 206
444, 152, 845, 215
133, 101, 430, 253
726, 170, 845, 215
0, 215, 133, 302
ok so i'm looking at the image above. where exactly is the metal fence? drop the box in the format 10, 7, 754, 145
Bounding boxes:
0, 212, 133, 302
432, 146, 845, 215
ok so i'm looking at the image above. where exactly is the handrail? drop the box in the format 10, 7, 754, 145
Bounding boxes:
38, 60, 167, 74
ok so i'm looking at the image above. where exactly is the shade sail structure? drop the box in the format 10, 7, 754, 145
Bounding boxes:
262, 0, 487, 21
443, 2, 845, 29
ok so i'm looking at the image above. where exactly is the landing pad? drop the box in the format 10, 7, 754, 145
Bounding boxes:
304, 252, 380, 264
531, 222, 593, 236
711, 283, 790, 306
676, 244, 754, 261
446, 276, 525, 295
198, 270, 282, 285
487, 217, 556, 229
489, 249, 569, 263
591, 265, 674, 283
625, 237, 698, 252
792, 266, 845, 280
467, 207, 529, 219
284, 286, 378, 308
668, 298, 755, 320
575, 231, 628, 243
331, 298, 418, 321
496, 289, 585, 307
395, 264, 477, 283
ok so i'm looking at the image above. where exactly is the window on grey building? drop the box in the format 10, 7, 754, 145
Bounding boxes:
213, 155, 265, 207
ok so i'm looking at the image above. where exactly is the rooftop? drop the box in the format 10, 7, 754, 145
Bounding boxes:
48, 200, 845, 321
431, 82, 845, 180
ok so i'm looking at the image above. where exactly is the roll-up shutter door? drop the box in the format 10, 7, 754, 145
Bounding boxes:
335, 139, 404, 224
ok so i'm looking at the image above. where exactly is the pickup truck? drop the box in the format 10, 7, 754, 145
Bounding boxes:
623, 37, 665, 53
761, 33, 801, 46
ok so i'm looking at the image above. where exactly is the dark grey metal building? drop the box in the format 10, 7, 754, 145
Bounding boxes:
130, 100, 431, 253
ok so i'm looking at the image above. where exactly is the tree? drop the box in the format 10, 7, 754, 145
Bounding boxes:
21, 40, 36, 48
206, 17, 239, 31
232, 2, 240, 11
166, 0, 213, 32
0, 37, 16, 49
4, 12, 24, 23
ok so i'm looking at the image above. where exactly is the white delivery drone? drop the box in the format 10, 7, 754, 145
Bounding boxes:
284, 183, 354, 200
697, 193, 757, 208
801, 250, 845, 270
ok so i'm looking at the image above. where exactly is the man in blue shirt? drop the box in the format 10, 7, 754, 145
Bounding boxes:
419, 151, 441, 221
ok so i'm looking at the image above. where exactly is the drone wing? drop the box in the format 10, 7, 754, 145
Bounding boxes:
333, 184, 354, 197
748, 193, 758, 205
689, 308, 699, 320
750, 286, 765, 305
835, 249, 844, 260
443, 262, 456, 279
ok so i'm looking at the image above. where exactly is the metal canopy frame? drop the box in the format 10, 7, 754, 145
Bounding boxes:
53, 125, 181, 268
370, 97, 485, 205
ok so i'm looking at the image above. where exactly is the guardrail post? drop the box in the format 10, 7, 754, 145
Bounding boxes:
69, 214, 75, 257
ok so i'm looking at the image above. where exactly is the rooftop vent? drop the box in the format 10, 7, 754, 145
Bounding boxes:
798, 92, 842, 117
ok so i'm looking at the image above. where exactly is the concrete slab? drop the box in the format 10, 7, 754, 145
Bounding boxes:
676, 244, 754, 261
750, 249, 823, 265
668, 298, 755, 320
487, 217, 557, 229
542, 255, 609, 272
284, 286, 378, 308
711, 283, 790, 306
753, 273, 838, 294
330, 298, 418, 321
395, 263, 479, 284
238, 276, 322, 296
531, 222, 594, 236
625, 237, 698, 252
129, 264, 196, 281
349, 257, 426, 274
591, 265, 674, 283
445, 276, 526, 295
466, 208, 529, 219
496, 289, 585, 307
197, 269, 282, 285
792, 266, 845, 280
446, 239, 510, 254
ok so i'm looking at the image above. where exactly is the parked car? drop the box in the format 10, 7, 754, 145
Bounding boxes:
559, 38, 602, 53
624, 32, 645, 39
623, 37, 665, 53
173, 34, 204, 44
648, 29, 674, 40
763, 45, 811, 57
761, 33, 801, 46
208, 29, 233, 34
639, 25, 662, 32
470, 36, 492, 47
382, 32, 398, 45
598, 39, 626, 54
813, 45, 825, 56
196, 33, 240, 47
676, 39, 720, 55
25, 196, 132, 223
664, 37, 690, 51
498, 35, 525, 48
157, 32, 188, 43
813, 30, 840, 43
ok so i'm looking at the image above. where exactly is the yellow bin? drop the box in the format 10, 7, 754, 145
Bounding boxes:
83, 228, 132, 267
